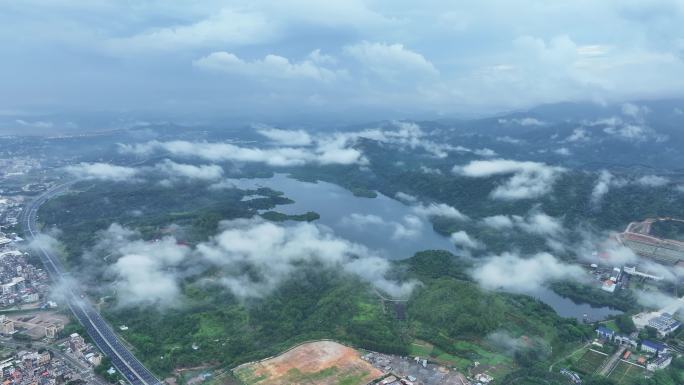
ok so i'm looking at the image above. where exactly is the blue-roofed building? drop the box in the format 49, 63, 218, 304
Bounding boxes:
648, 313, 681, 337
596, 326, 615, 340
641, 340, 667, 354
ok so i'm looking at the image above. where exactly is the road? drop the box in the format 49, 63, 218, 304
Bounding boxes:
598, 346, 625, 377
22, 182, 163, 385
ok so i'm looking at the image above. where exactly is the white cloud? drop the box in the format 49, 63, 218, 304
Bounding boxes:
454, 159, 565, 200
109, 233, 191, 307
474, 148, 497, 157
514, 212, 564, 237
391, 215, 424, 240
565, 128, 590, 142
120, 122, 457, 167
15, 119, 53, 128
198, 218, 418, 299
339, 213, 425, 241
154, 159, 224, 182
590, 170, 613, 207
636, 175, 669, 187
345, 41, 438, 79
64, 162, 139, 182
104, 8, 275, 54
554, 147, 571, 156
193, 51, 341, 82
411, 202, 469, 221
395, 191, 417, 203
498, 117, 545, 126
472, 252, 587, 293
450, 230, 483, 250
256, 126, 313, 146
480, 215, 515, 230
120, 139, 365, 167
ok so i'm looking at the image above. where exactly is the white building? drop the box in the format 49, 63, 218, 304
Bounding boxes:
647, 354, 672, 371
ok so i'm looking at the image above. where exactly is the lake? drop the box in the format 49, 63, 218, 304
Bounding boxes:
228, 173, 621, 321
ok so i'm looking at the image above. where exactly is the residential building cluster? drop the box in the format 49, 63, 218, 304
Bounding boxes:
0, 197, 23, 230
0, 348, 82, 385
595, 326, 675, 372
0, 158, 41, 180
0, 237, 50, 309
60, 333, 103, 367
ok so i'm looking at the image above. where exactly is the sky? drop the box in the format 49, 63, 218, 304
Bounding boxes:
2, 0, 684, 124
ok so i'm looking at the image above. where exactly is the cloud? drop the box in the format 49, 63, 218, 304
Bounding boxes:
96, 219, 418, 305
480, 215, 515, 230
390, 215, 424, 240
565, 128, 590, 142
454, 159, 565, 200
120, 139, 365, 166
154, 159, 224, 182
592, 171, 668, 208
339, 213, 425, 241
634, 290, 681, 311
497, 117, 546, 126
591, 170, 614, 207
395, 191, 417, 203
514, 212, 564, 237
197, 218, 418, 299
6, 2, 684, 119
411, 202, 469, 221
450, 230, 483, 250
15, 119, 54, 129
472, 252, 587, 293
120, 122, 457, 167
193, 51, 341, 82
479, 211, 567, 251
345, 41, 438, 79
64, 162, 139, 182
554, 147, 571, 156
256, 126, 313, 146
104, 8, 275, 54
636, 175, 669, 187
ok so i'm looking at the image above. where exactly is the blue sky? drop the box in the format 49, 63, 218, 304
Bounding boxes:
1, 0, 684, 123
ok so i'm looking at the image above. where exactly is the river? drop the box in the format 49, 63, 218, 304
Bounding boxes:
228, 173, 621, 321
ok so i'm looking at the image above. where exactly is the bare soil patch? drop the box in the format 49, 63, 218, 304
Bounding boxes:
235, 341, 382, 385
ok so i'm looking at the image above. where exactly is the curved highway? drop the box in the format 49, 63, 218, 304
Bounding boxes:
22, 182, 162, 385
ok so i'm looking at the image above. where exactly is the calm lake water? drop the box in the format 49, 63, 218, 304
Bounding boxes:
229, 174, 621, 321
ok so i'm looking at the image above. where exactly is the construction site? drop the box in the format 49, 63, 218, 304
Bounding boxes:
618, 218, 684, 265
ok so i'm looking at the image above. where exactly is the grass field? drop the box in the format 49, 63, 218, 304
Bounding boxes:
608, 361, 648, 385
573, 350, 608, 375
408, 339, 514, 379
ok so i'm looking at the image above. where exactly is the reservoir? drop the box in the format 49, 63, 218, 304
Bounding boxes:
228, 173, 622, 321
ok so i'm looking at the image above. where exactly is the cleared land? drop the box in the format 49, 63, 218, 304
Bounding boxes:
608, 361, 647, 385
234, 341, 383, 385
573, 350, 607, 375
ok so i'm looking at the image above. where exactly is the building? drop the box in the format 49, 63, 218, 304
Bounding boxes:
647, 354, 673, 371
0, 316, 14, 335
648, 313, 681, 337
641, 340, 667, 354
614, 335, 638, 349
623, 265, 664, 281
45, 325, 57, 339
601, 279, 617, 293
596, 326, 615, 340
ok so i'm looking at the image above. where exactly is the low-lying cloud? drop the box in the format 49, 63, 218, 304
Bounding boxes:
65, 162, 140, 182
472, 252, 587, 293
454, 159, 565, 200
96, 219, 418, 306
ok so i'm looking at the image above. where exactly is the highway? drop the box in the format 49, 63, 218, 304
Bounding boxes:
21, 182, 163, 385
